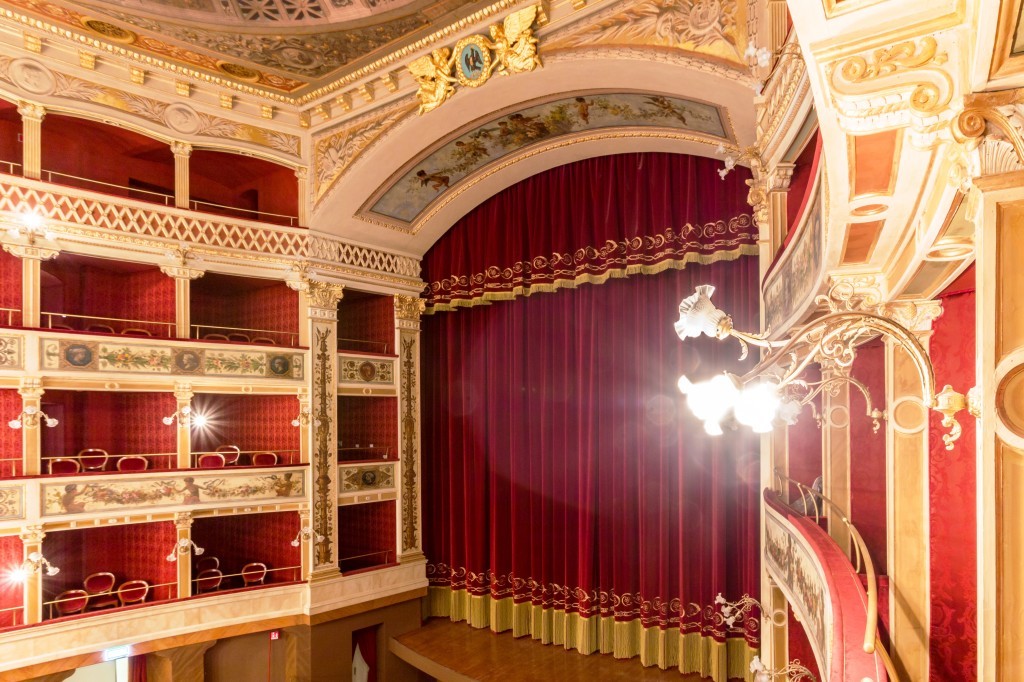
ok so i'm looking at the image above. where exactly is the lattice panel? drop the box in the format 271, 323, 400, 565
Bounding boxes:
0, 181, 420, 280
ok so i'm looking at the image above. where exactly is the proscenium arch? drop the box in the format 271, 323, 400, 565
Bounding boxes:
309, 52, 757, 258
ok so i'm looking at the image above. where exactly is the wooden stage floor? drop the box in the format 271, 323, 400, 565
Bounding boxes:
390, 618, 719, 681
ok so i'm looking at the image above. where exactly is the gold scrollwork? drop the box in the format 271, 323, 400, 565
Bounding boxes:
407, 5, 541, 115
954, 90, 1024, 168
829, 36, 953, 117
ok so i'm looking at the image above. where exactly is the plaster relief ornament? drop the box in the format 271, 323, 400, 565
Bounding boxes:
407, 5, 542, 115
9, 59, 55, 95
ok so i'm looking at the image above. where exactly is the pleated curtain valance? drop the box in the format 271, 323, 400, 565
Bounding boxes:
422, 153, 757, 312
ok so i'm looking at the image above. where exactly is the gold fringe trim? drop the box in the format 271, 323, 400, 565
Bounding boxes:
425, 245, 759, 314
427, 586, 757, 682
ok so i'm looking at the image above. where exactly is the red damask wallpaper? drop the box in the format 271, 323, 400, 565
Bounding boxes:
190, 512, 300, 585
190, 394, 299, 459
0, 389, 21, 476
0, 249, 21, 323
338, 501, 396, 571
43, 522, 178, 606
337, 292, 394, 355
927, 288, 977, 680
787, 363, 822, 488
337, 397, 397, 459
190, 275, 298, 344
0, 535, 21, 625
849, 340, 887, 573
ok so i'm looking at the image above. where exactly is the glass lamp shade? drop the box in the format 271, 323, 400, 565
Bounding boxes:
734, 382, 781, 433
674, 285, 729, 340
679, 373, 741, 434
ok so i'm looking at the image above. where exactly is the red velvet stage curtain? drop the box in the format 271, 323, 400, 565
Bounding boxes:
423, 256, 761, 680
422, 153, 755, 311
128, 655, 147, 682
928, 282, 976, 680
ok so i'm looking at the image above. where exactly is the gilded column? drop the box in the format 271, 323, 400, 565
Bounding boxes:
304, 279, 344, 579
20, 525, 44, 624
173, 382, 193, 468
884, 300, 941, 682
18, 378, 43, 476
171, 142, 191, 210
394, 294, 425, 562
18, 101, 44, 180
822, 368, 851, 554
173, 512, 193, 599
161, 250, 204, 339
3, 243, 59, 329
295, 167, 310, 227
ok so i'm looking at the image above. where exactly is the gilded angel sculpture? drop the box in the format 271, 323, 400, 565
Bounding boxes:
487, 5, 542, 76
408, 48, 457, 115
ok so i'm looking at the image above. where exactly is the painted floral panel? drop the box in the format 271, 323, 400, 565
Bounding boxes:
42, 469, 305, 516
0, 334, 24, 369
0, 485, 24, 520
40, 338, 304, 379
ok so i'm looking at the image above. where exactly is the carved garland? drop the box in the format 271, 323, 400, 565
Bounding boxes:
401, 335, 419, 552
313, 326, 334, 566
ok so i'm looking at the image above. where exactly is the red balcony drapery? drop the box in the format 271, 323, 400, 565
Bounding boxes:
421, 153, 761, 681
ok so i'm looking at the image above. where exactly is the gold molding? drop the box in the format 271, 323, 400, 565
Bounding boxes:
990, 0, 1024, 80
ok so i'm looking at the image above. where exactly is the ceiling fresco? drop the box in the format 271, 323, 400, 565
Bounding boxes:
0, 0, 484, 90
366, 91, 731, 223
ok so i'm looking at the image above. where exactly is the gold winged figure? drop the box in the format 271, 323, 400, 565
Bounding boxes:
408, 48, 458, 115
487, 5, 542, 76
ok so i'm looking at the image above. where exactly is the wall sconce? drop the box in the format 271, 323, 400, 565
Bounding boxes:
674, 285, 973, 449
290, 527, 324, 547
291, 406, 310, 428
714, 143, 763, 180
162, 406, 208, 428
6, 211, 55, 245
8, 406, 58, 429
743, 41, 804, 95
165, 538, 204, 562
17, 551, 60, 578
749, 656, 816, 682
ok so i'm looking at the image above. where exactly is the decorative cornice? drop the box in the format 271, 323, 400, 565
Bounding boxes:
306, 279, 345, 310
394, 294, 426, 322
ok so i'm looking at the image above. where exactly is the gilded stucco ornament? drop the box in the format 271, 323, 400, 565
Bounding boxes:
407, 5, 541, 115
953, 89, 1024, 175
828, 36, 954, 132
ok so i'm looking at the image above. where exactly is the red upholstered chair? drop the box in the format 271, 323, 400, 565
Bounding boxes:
203, 333, 229, 341
227, 333, 251, 343
195, 568, 223, 593
197, 453, 226, 469
251, 452, 278, 467
49, 323, 75, 331
87, 323, 115, 334
116, 455, 149, 472
250, 337, 275, 345
117, 580, 150, 606
121, 328, 153, 337
195, 556, 219, 573
48, 458, 80, 475
241, 562, 267, 587
215, 445, 241, 466
77, 448, 109, 471
54, 590, 89, 617
83, 572, 119, 610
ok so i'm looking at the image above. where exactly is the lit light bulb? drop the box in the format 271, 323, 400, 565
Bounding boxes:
9, 566, 27, 583
44, 417, 58, 428
691, 374, 740, 423
21, 212, 44, 231
7, 419, 21, 429
191, 414, 208, 428
162, 416, 174, 425
45, 565, 59, 576
777, 399, 802, 425
704, 420, 724, 436
734, 382, 781, 433
744, 43, 757, 60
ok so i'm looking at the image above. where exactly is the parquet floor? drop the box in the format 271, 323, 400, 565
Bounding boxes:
391, 618, 725, 681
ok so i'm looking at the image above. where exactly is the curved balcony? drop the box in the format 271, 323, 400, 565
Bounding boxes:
763, 476, 896, 682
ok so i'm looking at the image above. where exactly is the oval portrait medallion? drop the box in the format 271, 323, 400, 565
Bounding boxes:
454, 35, 491, 87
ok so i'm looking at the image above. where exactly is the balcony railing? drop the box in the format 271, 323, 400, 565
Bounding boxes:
772, 470, 899, 680
338, 337, 391, 354
191, 324, 299, 347
0, 308, 21, 327
0, 605, 23, 630
41, 452, 177, 474
190, 449, 300, 468
0, 455, 21, 478
42, 312, 175, 337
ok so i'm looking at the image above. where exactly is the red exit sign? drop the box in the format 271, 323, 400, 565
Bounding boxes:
270, 630, 280, 641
